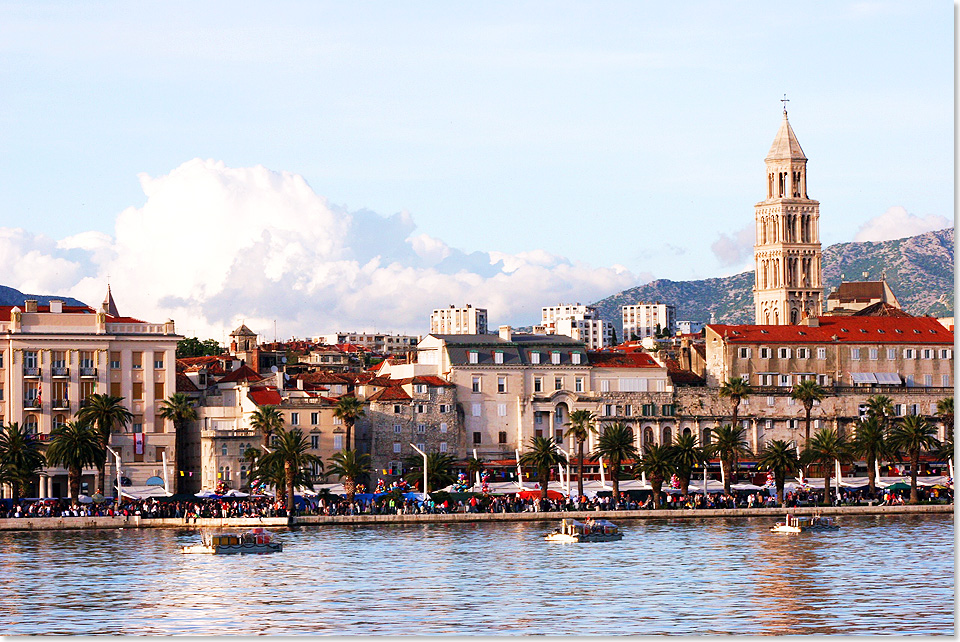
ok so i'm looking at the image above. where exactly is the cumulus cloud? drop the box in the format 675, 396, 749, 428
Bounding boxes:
7, 159, 639, 340
854, 206, 951, 243
711, 224, 754, 267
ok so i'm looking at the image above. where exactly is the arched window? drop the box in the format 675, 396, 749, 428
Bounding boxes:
682, 427, 692, 438
662, 426, 673, 445
23, 414, 38, 434
643, 426, 654, 446
702, 428, 712, 445
53, 414, 67, 430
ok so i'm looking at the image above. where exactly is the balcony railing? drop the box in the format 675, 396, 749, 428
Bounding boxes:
51, 399, 70, 410
23, 398, 41, 409
79, 367, 97, 377
22, 367, 40, 377
51, 367, 69, 377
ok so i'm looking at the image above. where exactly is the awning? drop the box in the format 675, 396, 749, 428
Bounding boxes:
875, 372, 902, 385
851, 372, 877, 384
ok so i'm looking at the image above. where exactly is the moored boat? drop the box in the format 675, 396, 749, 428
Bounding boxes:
182, 527, 283, 554
771, 514, 840, 534
545, 518, 623, 543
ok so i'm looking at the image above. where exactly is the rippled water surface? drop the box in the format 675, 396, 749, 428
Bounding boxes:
0, 514, 953, 635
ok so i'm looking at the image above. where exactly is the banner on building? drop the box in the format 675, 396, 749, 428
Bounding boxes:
134, 433, 144, 455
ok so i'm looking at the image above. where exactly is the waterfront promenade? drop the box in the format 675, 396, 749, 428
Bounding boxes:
0, 502, 949, 531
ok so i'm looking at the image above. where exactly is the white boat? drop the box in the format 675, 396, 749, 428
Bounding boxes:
182, 528, 283, 554
545, 518, 623, 543
770, 514, 840, 534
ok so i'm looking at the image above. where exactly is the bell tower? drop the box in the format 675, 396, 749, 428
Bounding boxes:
753, 100, 823, 325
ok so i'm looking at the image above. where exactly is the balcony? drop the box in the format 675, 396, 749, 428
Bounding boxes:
51, 367, 70, 378
22, 367, 40, 378
51, 398, 70, 410
23, 398, 41, 410
79, 367, 97, 378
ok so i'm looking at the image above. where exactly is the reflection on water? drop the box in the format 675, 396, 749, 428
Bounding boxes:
0, 515, 953, 635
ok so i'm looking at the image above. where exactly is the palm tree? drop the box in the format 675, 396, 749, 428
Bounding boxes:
719, 377, 753, 431
45, 421, 103, 504
249, 405, 285, 450
76, 393, 132, 494
0, 422, 46, 501
333, 396, 365, 452
889, 415, 940, 504
326, 449, 372, 502
935, 437, 954, 474
590, 423, 639, 508
157, 393, 198, 493
564, 409, 597, 500
637, 443, 675, 509
802, 427, 852, 506
669, 432, 705, 495
852, 416, 894, 498
519, 436, 567, 502
254, 427, 323, 518
465, 456, 485, 487
403, 451, 458, 492
865, 394, 895, 425
936, 396, 954, 440
757, 440, 800, 506
791, 379, 826, 446
707, 424, 752, 495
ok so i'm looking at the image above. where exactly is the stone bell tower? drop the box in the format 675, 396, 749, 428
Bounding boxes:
753, 100, 823, 325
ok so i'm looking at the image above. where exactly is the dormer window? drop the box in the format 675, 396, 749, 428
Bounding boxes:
571, 352, 582, 365
468, 351, 478, 364
530, 351, 540, 364
494, 351, 504, 364
551, 351, 561, 365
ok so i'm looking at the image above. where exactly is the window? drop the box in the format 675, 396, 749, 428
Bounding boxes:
535, 414, 543, 425
497, 404, 507, 417
110, 352, 121, 370
132, 382, 143, 400
554, 377, 563, 391
416, 442, 426, 452
473, 432, 481, 444
497, 376, 507, 393
817, 347, 827, 360
778, 347, 791, 359
905, 375, 915, 387
334, 434, 343, 449
221, 443, 228, 456
922, 349, 933, 360
416, 404, 426, 414
440, 422, 448, 433
131, 352, 143, 369
759, 347, 772, 359
780, 375, 792, 387
472, 377, 481, 393
575, 377, 584, 393
572, 353, 581, 365
767, 396, 775, 407
414, 384, 427, 394
903, 349, 916, 359
887, 348, 897, 360
624, 405, 632, 417
417, 423, 426, 433
757, 373, 774, 386
469, 351, 478, 364
738, 347, 751, 359
551, 352, 561, 365
439, 404, 448, 413
796, 348, 809, 359
604, 404, 614, 417
311, 436, 319, 449
924, 375, 933, 387
472, 403, 482, 417
393, 442, 401, 453
642, 404, 656, 417
311, 412, 319, 425
533, 377, 543, 393
494, 351, 504, 364
154, 352, 164, 369
849, 348, 861, 360
662, 404, 676, 417
600, 380, 610, 393
23, 351, 37, 369
290, 412, 299, 426
439, 442, 448, 453
817, 374, 830, 386
333, 417, 342, 425
943, 375, 951, 387
498, 431, 507, 444
154, 382, 165, 401
940, 349, 952, 359
869, 348, 879, 360
394, 424, 402, 434
530, 352, 540, 365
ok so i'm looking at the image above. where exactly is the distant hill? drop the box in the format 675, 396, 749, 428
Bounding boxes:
0, 285, 87, 308
593, 228, 954, 331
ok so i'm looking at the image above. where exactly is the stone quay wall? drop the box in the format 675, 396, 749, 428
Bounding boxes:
0, 503, 950, 531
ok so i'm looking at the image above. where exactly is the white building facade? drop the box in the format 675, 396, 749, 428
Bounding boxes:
430, 304, 488, 335
621, 302, 676, 341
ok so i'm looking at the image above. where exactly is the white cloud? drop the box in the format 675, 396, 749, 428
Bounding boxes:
5, 159, 639, 340
710, 224, 754, 267
854, 206, 950, 243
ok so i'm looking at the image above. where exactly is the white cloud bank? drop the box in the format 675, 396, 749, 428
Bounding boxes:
854, 206, 950, 243
2, 159, 638, 340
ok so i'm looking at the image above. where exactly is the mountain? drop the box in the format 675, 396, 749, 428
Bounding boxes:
0, 285, 87, 308
593, 228, 954, 331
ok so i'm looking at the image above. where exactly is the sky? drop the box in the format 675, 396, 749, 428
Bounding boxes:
0, 2, 952, 341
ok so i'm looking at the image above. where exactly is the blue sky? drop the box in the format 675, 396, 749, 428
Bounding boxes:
0, 2, 952, 339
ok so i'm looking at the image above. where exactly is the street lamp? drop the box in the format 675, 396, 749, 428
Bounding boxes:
409, 443, 428, 495
105, 445, 122, 513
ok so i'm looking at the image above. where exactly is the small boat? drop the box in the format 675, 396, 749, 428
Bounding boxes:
545, 518, 623, 543
181, 528, 283, 554
770, 514, 840, 534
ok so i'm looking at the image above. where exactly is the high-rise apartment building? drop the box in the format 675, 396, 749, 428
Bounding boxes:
621, 302, 676, 341
430, 304, 488, 335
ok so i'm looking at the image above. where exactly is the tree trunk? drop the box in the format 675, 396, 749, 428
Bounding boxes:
679, 474, 690, 495
577, 440, 585, 501
345, 421, 353, 452
909, 449, 920, 504
611, 465, 620, 508
866, 454, 877, 498
823, 467, 832, 506
776, 477, 785, 506
540, 467, 549, 502
344, 477, 356, 503
285, 461, 295, 515
69, 466, 81, 505
732, 401, 739, 430
651, 478, 662, 509
722, 458, 732, 495
804, 407, 812, 446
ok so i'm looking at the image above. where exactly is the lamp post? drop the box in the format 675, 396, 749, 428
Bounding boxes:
409, 443, 428, 495
105, 445, 122, 514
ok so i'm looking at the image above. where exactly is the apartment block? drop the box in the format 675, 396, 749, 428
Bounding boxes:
621, 302, 676, 341
430, 304, 488, 335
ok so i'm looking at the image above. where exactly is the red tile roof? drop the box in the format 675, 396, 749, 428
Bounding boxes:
707, 316, 952, 345
587, 352, 661, 368
176, 372, 199, 393
248, 388, 283, 406
393, 375, 455, 388
367, 386, 411, 402
217, 364, 263, 384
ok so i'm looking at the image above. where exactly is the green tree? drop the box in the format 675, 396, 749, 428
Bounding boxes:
333, 396, 365, 452
865, 394, 895, 425
326, 449, 372, 502
76, 393, 132, 494
45, 421, 103, 504
637, 443, 675, 509
719, 377, 753, 431
176, 337, 223, 358
852, 416, 894, 498
791, 379, 827, 446
0, 422, 46, 501
937, 396, 954, 440
519, 436, 567, 502
254, 426, 323, 518
668, 432, 705, 495
465, 456, 485, 486
564, 409, 597, 500
249, 405, 285, 450
707, 424, 752, 495
935, 437, 954, 472
802, 427, 852, 506
888, 415, 940, 504
157, 393, 198, 493
403, 451, 458, 492
756, 440, 800, 506
590, 423, 639, 508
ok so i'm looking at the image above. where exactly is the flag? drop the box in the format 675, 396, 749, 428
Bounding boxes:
36, 381, 42, 406
134, 433, 144, 455
180, 471, 184, 477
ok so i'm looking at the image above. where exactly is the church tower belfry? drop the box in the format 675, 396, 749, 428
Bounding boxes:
753, 101, 823, 325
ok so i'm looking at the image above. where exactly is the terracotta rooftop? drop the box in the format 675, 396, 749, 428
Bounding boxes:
248, 387, 283, 406
587, 352, 661, 368
707, 316, 952, 345
217, 364, 263, 384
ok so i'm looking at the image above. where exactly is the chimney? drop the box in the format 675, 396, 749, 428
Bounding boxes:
24, 300, 37, 313
49, 300, 63, 313
499, 325, 512, 341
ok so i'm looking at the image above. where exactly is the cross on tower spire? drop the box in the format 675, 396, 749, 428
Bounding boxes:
781, 94, 790, 115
